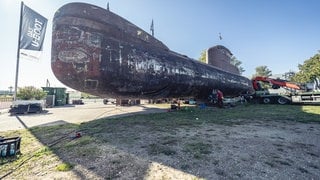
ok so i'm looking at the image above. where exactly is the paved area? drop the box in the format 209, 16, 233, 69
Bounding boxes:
0, 102, 167, 132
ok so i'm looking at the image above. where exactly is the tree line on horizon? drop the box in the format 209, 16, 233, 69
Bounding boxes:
199, 50, 320, 83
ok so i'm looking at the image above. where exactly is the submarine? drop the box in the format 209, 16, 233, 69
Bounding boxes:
51, 2, 254, 99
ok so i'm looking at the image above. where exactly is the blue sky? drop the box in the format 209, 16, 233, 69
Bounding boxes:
0, 0, 319, 90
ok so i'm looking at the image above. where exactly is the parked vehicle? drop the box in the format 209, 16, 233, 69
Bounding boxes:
251, 76, 320, 104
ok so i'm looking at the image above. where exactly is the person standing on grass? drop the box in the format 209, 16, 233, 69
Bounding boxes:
217, 89, 224, 108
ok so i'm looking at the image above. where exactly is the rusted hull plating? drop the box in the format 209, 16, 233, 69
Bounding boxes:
52, 3, 254, 99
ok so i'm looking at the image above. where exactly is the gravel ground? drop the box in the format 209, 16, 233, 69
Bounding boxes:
0, 101, 166, 132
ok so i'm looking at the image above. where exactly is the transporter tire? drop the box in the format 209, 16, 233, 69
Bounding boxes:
277, 97, 290, 105
262, 97, 271, 104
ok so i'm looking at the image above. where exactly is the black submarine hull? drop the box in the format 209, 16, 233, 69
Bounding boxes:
52, 3, 254, 99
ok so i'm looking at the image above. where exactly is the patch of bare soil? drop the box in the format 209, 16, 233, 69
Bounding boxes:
2, 110, 320, 179
86, 120, 320, 179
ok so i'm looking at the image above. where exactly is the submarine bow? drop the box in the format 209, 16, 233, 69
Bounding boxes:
52, 2, 254, 99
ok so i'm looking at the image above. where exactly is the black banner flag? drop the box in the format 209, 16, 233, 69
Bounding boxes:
19, 3, 47, 60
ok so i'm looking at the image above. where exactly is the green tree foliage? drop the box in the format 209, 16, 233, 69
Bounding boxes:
81, 92, 98, 99
253, 66, 272, 77
291, 52, 320, 83
17, 86, 47, 100
282, 71, 296, 81
198, 49, 206, 63
231, 56, 245, 75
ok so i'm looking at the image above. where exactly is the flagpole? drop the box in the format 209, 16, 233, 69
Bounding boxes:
14, 1, 24, 101
150, 19, 154, 37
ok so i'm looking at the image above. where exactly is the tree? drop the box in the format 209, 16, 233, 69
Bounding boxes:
253, 66, 272, 77
282, 71, 296, 81
81, 92, 98, 99
291, 52, 320, 83
198, 49, 206, 63
231, 56, 245, 75
17, 86, 47, 100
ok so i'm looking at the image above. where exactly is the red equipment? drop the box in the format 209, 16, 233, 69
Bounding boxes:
252, 76, 301, 91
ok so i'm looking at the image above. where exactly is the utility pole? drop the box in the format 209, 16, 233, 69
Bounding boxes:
8, 86, 13, 94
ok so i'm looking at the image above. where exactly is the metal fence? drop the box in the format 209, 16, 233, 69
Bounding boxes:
0, 97, 13, 110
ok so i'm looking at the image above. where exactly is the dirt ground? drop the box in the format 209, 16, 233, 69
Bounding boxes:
73, 118, 320, 179
1, 105, 320, 179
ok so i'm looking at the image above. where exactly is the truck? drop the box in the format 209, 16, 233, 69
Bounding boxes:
251, 76, 320, 105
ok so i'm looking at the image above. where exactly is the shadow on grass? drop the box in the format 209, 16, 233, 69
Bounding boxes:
1, 104, 320, 179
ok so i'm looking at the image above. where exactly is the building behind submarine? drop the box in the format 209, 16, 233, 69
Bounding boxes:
51, 2, 254, 100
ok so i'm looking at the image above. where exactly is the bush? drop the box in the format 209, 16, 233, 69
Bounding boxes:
56, 162, 73, 171
17, 86, 47, 100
